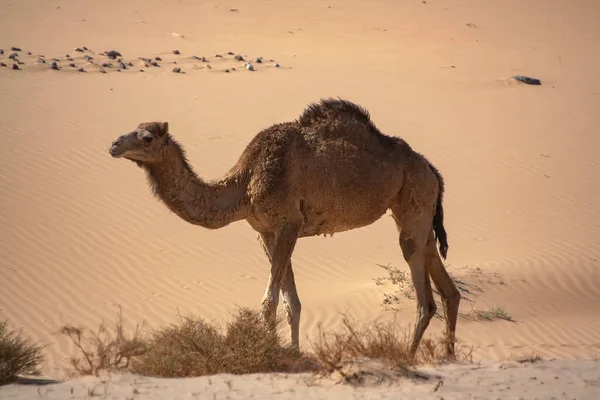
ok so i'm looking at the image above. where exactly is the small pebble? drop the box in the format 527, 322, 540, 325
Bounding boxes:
274, 63, 280, 68
231, 67, 236, 71
119, 61, 127, 69
127, 62, 133, 67
172, 49, 180, 55
74, 47, 84, 52
155, 56, 162, 61
52, 58, 60, 62
0, 49, 3, 55
17, 61, 24, 65
78, 67, 85, 72
245, 63, 254, 71
27, 51, 32, 55
215, 54, 222, 58
227, 52, 234, 55
150, 61, 160, 67
69, 63, 76, 67
66, 54, 70, 58
139, 57, 152, 63
234, 54, 244, 61
513, 75, 542, 85
99, 68, 106, 73
0, 62, 6, 67
173, 67, 181, 73
11, 47, 22, 52
140, 69, 144, 72
173, 61, 177, 64
102, 62, 112, 68
144, 63, 150, 67
84, 55, 93, 61
192, 55, 203, 61
206, 64, 212, 69
106, 50, 122, 59
12, 64, 19, 70
37, 58, 46, 63
9, 53, 18, 59
255, 57, 262, 63
225, 68, 230, 73
50, 62, 59, 70
83, 46, 88, 51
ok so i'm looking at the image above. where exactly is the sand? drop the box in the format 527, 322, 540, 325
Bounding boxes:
1, 0, 600, 396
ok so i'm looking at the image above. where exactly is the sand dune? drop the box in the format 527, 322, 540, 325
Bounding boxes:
1, 0, 599, 383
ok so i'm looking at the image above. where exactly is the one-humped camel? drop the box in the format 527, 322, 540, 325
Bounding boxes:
108, 98, 461, 357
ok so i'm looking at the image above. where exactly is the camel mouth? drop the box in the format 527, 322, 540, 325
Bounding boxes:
109, 145, 125, 158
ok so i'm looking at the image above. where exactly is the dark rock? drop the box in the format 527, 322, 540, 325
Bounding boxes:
12, 64, 19, 70
66, 54, 70, 58
0, 62, 6, 67
52, 58, 60, 62
172, 67, 181, 73
192, 55, 203, 61
145, 63, 150, 67
234, 54, 244, 61
9, 53, 18, 59
155, 57, 162, 61
83, 46, 88, 51
27, 51, 32, 55
37, 57, 46, 63
74, 47, 84, 52
0, 49, 3, 55
50, 62, 59, 70
106, 50, 122, 59
255, 57, 263, 63
140, 69, 144, 72
512, 75, 541, 85
102, 62, 112, 68
11, 47, 22, 51
231, 67, 236, 71
245, 63, 254, 71
225, 68, 230, 73
215, 54, 223, 58
172, 49, 180, 55
227, 52, 234, 55
140, 57, 152, 63
119, 61, 127, 69
17, 61, 24, 65
173, 61, 177, 64
127, 62, 133, 67
78, 67, 85, 72
274, 63, 280, 68
151, 61, 160, 67
99, 68, 106, 73
69, 63, 76, 67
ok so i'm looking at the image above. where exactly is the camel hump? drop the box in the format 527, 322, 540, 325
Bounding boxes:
298, 98, 376, 129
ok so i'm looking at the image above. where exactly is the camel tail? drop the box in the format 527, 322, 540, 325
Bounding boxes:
428, 161, 449, 259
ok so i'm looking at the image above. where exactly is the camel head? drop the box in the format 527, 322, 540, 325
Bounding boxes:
109, 122, 169, 164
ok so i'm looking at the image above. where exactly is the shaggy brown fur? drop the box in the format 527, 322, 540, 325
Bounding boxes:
108, 98, 460, 357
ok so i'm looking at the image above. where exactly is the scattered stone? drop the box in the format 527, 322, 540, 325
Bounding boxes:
151, 61, 160, 67
37, 57, 46, 63
99, 68, 106, 73
83, 46, 88, 51
155, 56, 162, 61
67, 58, 74, 62
74, 47, 84, 52
12, 64, 19, 70
117, 69, 121, 72
173, 67, 181, 73
84, 55, 93, 61
27, 51, 32, 55
227, 52, 234, 55
50, 62, 59, 70
106, 50, 122, 59
69, 63, 76, 67
274, 63, 280, 68
0, 62, 6, 67
11, 47, 22, 51
231, 67, 236, 71
140, 69, 144, 72
127, 62, 133, 67
255, 57, 263, 63
512, 75, 542, 85
102, 62, 112, 68
17, 61, 24, 65
192, 55, 204, 61
0, 49, 3, 55
140, 57, 152, 63
234, 54, 244, 61
144, 63, 150, 67
206, 64, 212, 69
66, 54, 70, 58
52, 58, 60, 62
78, 67, 85, 72
9, 53, 18, 59
225, 68, 230, 73
245, 63, 254, 71
172, 49, 180, 55
215, 54, 223, 58
173, 61, 177, 64
119, 61, 127, 69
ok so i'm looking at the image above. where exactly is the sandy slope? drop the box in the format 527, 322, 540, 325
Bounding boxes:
2, 360, 600, 399
1, 0, 599, 380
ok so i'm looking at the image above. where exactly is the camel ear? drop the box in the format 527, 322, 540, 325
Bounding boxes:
158, 122, 169, 136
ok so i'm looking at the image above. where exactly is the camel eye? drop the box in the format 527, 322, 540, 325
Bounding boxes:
142, 136, 153, 144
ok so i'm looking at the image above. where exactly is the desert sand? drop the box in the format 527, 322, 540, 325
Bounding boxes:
1, 0, 600, 397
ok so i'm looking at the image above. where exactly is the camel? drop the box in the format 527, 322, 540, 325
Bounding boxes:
108, 98, 461, 358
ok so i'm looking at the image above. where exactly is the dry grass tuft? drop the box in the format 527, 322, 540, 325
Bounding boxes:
132, 308, 313, 377
468, 306, 514, 322
310, 314, 472, 374
0, 320, 45, 385
60, 307, 148, 376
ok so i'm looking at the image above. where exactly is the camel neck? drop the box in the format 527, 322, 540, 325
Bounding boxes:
144, 140, 249, 229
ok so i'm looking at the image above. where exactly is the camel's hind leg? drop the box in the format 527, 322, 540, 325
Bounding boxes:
426, 232, 460, 357
390, 206, 437, 358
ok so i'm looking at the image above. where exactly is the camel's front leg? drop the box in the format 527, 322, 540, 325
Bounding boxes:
259, 222, 301, 341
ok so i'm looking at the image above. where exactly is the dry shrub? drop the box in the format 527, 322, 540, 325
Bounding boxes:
311, 314, 471, 373
60, 307, 148, 376
132, 308, 311, 377
0, 320, 45, 385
